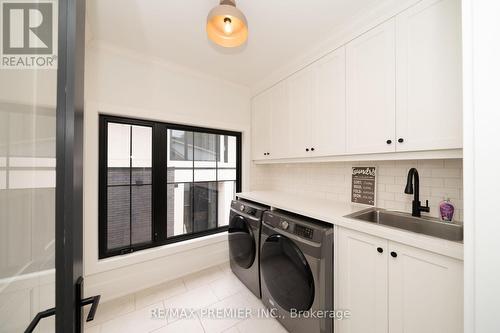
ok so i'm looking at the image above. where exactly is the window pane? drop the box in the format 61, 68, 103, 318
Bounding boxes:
168, 129, 193, 183
131, 125, 152, 185
167, 168, 193, 183
108, 168, 130, 186
105, 122, 153, 253
132, 168, 151, 185
194, 132, 217, 167
169, 129, 193, 162
108, 123, 131, 168
107, 186, 130, 250
193, 182, 217, 232
131, 185, 152, 244
217, 168, 236, 181
218, 181, 235, 227
107, 123, 131, 186
218, 135, 237, 168
167, 183, 192, 237
194, 169, 216, 182
132, 126, 152, 167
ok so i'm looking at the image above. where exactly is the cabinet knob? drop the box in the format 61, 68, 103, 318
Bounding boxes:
386, 139, 392, 145
311, 148, 315, 151
306, 148, 309, 152
390, 251, 397, 258
377, 247, 383, 253
398, 138, 404, 143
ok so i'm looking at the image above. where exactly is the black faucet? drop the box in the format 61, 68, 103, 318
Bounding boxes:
404, 168, 430, 217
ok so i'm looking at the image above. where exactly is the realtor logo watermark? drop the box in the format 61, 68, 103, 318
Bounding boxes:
1, 0, 57, 69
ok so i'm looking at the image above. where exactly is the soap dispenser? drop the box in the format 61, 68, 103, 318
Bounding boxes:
439, 198, 455, 222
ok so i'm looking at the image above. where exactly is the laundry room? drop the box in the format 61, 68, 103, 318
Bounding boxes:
1, 0, 499, 332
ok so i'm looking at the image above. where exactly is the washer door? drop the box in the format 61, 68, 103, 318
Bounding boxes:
261, 234, 315, 311
228, 215, 256, 269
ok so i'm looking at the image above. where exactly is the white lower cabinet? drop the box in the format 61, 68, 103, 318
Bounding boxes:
387, 242, 464, 333
337, 227, 463, 333
337, 228, 388, 333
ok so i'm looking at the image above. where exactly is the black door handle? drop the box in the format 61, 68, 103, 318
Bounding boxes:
391, 251, 398, 258
377, 247, 383, 253
24, 295, 100, 332
82, 295, 101, 322
25, 307, 56, 333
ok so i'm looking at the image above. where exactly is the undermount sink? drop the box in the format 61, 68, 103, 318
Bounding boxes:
345, 208, 463, 242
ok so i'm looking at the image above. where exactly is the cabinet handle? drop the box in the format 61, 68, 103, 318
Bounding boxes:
386, 139, 392, 145
390, 251, 397, 258
311, 148, 315, 151
377, 247, 383, 253
398, 138, 404, 143
306, 148, 309, 152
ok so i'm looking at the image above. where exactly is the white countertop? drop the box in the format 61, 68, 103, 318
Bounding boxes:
237, 191, 464, 260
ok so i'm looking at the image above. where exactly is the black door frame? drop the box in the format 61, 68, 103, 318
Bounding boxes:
55, 0, 86, 331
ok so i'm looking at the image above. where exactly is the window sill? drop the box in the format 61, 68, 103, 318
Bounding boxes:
86, 231, 228, 276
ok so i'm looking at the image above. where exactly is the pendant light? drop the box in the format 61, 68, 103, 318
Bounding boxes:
207, 0, 248, 48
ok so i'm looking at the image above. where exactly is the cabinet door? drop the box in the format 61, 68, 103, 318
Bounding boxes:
337, 228, 388, 333
388, 242, 463, 333
251, 91, 272, 160
269, 81, 290, 159
287, 66, 314, 158
346, 19, 396, 154
395, 0, 462, 151
312, 46, 346, 156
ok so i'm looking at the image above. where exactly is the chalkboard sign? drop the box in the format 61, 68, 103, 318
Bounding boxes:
351, 167, 376, 206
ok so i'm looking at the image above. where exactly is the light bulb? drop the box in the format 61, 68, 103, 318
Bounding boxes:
223, 17, 233, 35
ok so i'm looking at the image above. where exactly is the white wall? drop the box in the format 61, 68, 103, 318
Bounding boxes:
462, 1, 500, 332
252, 159, 463, 222
84, 42, 251, 301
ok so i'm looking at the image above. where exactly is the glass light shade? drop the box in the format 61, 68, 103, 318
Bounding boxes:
207, 2, 248, 48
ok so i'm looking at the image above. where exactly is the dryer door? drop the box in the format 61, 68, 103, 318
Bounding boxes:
261, 234, 315, 311
228, 215, 256, 269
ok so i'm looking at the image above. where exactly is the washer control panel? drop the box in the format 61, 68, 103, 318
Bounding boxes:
294, 224, 314, 240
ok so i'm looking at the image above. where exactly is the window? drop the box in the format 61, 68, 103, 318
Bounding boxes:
99, 116, 241, 258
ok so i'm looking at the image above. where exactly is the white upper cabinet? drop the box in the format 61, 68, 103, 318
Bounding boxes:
388, 242, 464, 333
312, 47, 347, 156
395, 0, 462, 151
346, 19, 396, 154
269, 81, 290, 159
251, 0, 463, 162
251, 90, 272, 160
287, 66, 315, 158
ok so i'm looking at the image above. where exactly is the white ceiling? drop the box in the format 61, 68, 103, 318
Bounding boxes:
87, 0, 382, 87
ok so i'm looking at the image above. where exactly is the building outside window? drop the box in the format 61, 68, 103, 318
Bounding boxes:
99, 116, 241, 258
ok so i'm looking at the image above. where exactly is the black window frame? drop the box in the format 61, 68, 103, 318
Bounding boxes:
99, 115, 242, 259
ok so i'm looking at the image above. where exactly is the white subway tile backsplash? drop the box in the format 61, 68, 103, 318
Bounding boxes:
250, 159, 463, 222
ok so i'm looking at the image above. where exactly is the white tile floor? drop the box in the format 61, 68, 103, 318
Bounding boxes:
84, 262, 288, 333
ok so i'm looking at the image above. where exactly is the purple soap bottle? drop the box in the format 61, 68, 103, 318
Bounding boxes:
439, 198, 455, 222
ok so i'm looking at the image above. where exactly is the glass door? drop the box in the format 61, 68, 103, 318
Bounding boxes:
0, 0, 95, 332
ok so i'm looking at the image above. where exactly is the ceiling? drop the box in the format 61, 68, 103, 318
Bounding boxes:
87, 0, 382, 87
